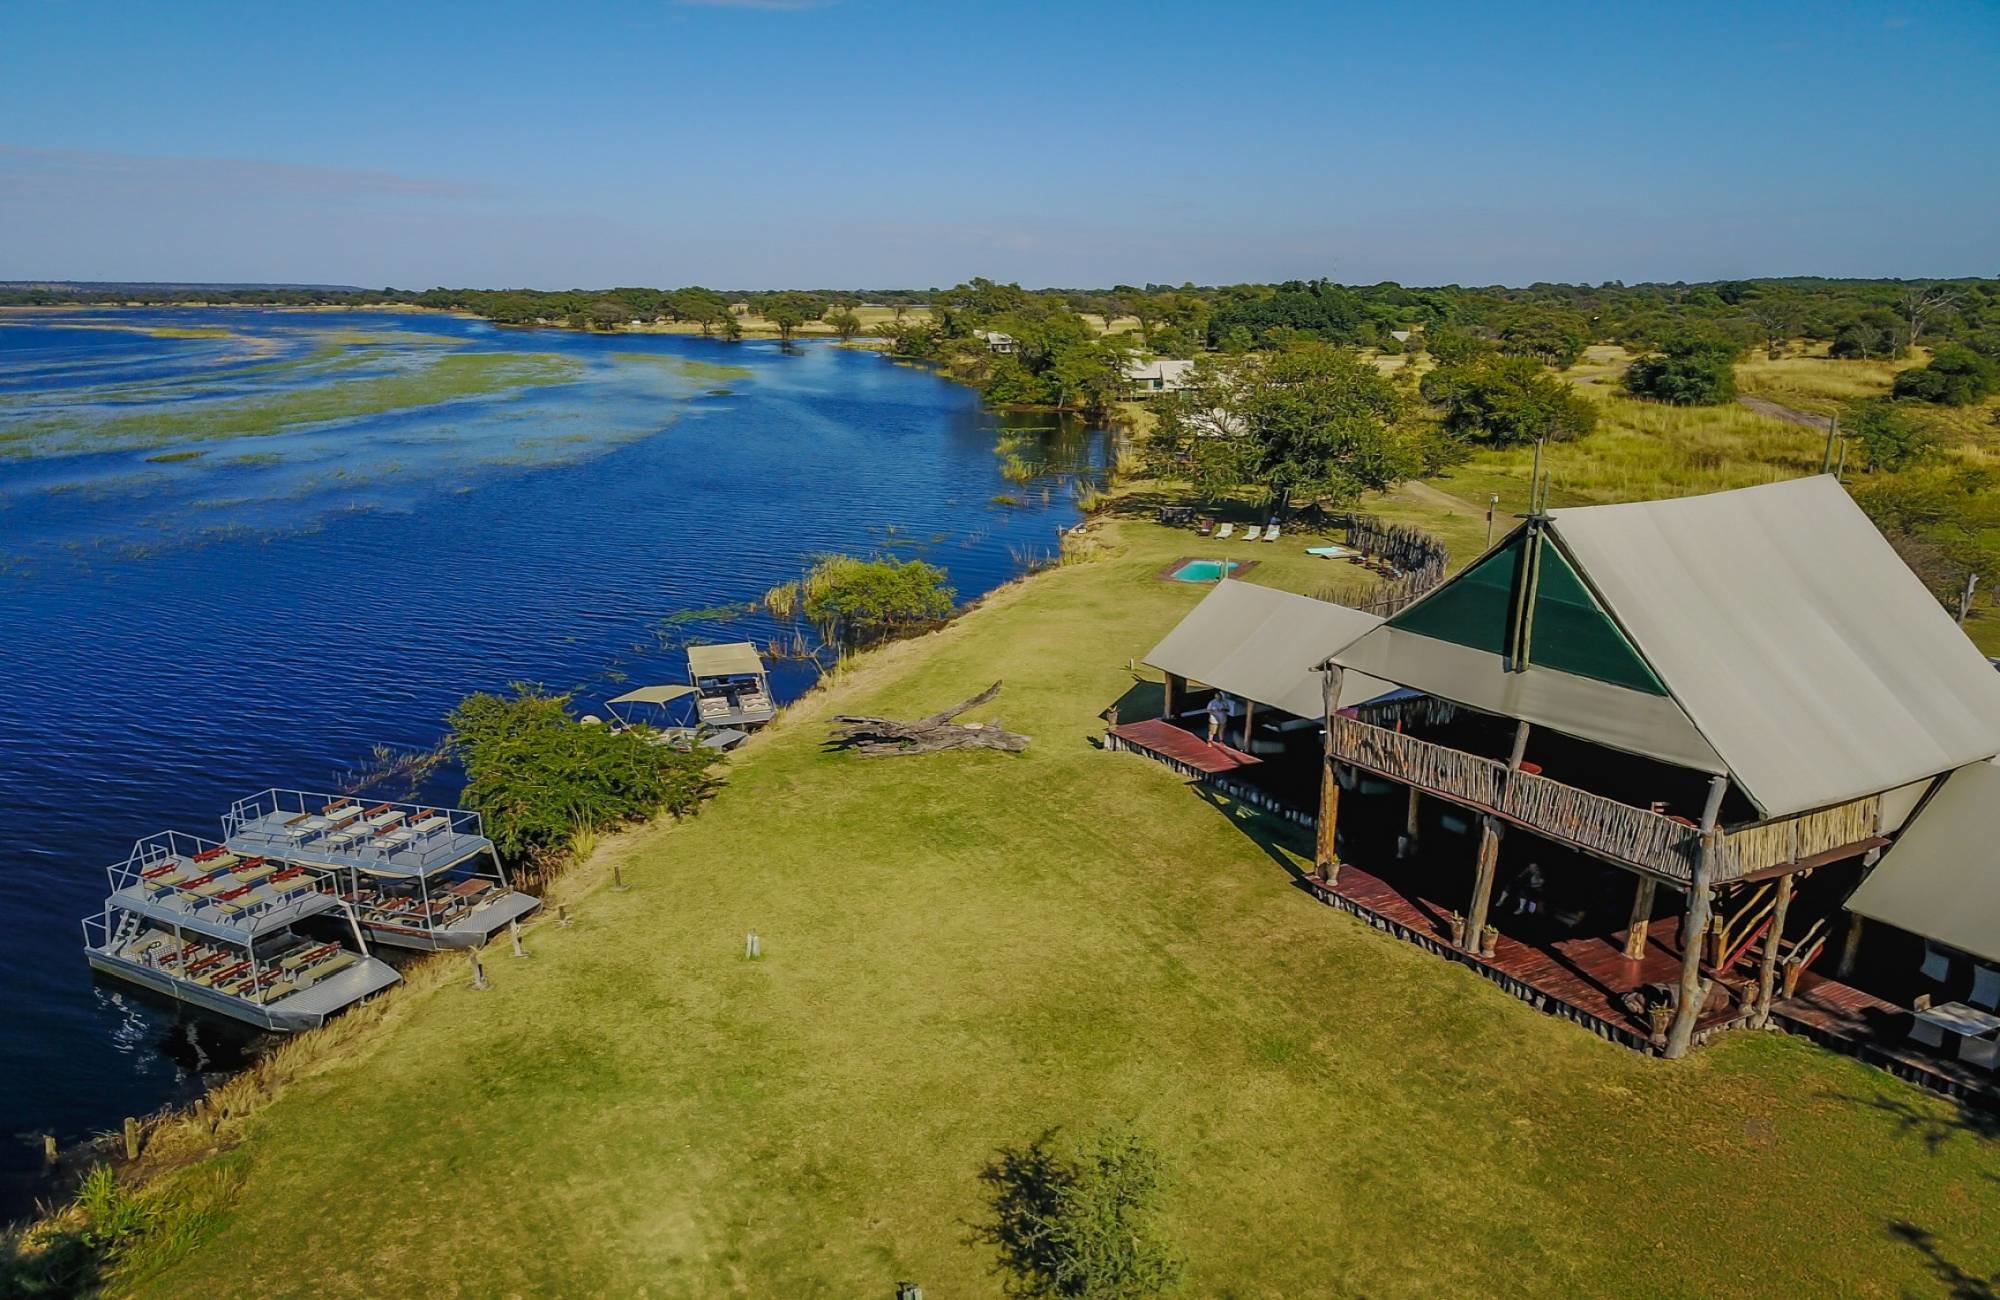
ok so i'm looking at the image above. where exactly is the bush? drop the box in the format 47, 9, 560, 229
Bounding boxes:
975, 1124, 1185, 1299
1496, 310, 1589, 368
1424, 325, 1495, 368
1843, 398, 1941, 472
448, 686, 720, 863
1623, 328, 1741, 405
1419, 354, 1598, 446
766, 554, 955, 657
1891, 345, 1999, 406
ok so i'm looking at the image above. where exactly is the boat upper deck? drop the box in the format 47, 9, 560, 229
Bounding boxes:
102, 830, 341, 942
688, 642, 776, 727
223, 789, 495, 879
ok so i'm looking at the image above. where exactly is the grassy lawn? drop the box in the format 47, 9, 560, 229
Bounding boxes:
106, 504, 1999, 1297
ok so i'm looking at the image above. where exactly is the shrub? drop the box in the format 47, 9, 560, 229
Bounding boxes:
1891, 345, 1999, 406
975, 1124, 1185, 1299
1843, 398, 1941, 472
1623, 327, 1741, 405
448, 686, 720, 863
766, 554, 955, 656
1419, 354, 1598, 446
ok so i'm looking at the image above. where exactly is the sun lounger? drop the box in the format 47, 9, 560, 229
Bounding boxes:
191, 846, 230, 863
1215, 523, 1234, 539
321, 804, 364, 828
141, 860, 182, 881
1264, 525, 1280, 542
1241, 525, 1263, 542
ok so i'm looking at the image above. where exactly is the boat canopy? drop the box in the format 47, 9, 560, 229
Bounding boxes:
607, 684, 698, 707
687, 642, 767, 679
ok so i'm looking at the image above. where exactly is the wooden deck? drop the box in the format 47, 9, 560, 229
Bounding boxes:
1106, 719, 1260, 777
1773, 974, 2000, 1107
1303, 858, 1748, 1051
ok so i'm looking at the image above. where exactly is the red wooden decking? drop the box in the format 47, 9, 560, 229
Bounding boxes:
1306, 859, 1750, 1050
1774, 973, 2000, 1104
1107, 719, 1260, 776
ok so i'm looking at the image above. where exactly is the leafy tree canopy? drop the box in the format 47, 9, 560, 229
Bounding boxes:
1891, 345, 1999, 406
1420, 353, 1599, 446
1622, 326, 1742, 405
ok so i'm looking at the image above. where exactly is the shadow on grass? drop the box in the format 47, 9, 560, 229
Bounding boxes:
1830, 1086, 2000, 1154
1887, 1220, 1998, 1299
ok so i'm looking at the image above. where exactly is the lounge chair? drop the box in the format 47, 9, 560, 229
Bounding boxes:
1264, 524, 1281, 543
1241, 525, 1263, 542
1215, 523, 1234, 539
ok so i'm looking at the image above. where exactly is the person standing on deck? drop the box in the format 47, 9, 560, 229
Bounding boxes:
1205, 693, 1230, 746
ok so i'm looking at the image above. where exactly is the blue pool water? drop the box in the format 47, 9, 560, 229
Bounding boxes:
0, 308, 1107, 1212
1171, 559, 1242, 582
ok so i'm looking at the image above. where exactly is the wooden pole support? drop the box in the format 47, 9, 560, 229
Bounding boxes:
123, 1116, 140, 1162
1316, 665, 1344, 881
1664, 775, 1730, 1059
1463, 817, 1502, 951
510, 917, 527, 958
558, 904, 571, 928
469, 948, 489, 990
612, 860, 628, 893
1751, 872, 1796, 1027
1399, 786, 1421, 859
44, 1134, 58, 1167
1837, 913, 1865, 978
1622, 876, 1656, 960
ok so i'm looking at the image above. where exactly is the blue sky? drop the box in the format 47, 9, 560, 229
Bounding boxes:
2, 0, 1996, 289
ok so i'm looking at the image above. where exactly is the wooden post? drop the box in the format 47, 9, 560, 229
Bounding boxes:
1398, 785, 1421, 859
558, 904, 571, 928
510, 917, 527, 958
44, 1134, 58, 1167
1506, 719, 1531, 771
1316, 666, 1344, 882
1664, 775, 1730, 1059
1622, 875, 1656, 960
1751, 871, 1796, 1027
1240, 699, 1256, 752
612, 860, 628, 893
1837, 913, 1865, 978
1160, 673, 1181, 721
468, 948, 488, 990
1464, 816, 1502, 952
122, 1117, 139, 1162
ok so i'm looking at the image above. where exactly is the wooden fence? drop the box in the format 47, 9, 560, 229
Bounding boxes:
1330, 716, 1876, 883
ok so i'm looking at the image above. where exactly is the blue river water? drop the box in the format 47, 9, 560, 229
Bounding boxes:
0, 308, 1106, 1213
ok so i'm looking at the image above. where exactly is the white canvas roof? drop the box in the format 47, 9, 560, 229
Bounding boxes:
1333, 476, 2000, 817
1146, 580, 1389, 718
1846, 760, 2000, 964
1549, 476, 2000, 816
687, 642, 767, 679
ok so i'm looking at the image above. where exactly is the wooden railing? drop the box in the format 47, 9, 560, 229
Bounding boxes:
1329, 715, 1504, 808
1717, 796, 1881, 879
1499, 767, 1702, 881
1329, 716, 1878, 884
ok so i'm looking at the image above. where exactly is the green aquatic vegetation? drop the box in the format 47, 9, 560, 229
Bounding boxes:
609, 352, 753, 383
225, 452, 283, 466
144, 449, 206, 463
0, 352, 584, 458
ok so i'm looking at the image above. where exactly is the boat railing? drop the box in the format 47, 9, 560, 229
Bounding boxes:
222, 788, 491, 872
105, 829, 332, 928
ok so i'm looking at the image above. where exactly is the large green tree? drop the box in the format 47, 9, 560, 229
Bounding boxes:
1420, 354, 1599, 446
1623, 327, 1742, 405
1231, 341, 1432, 510
976, 1125, 1185, 1300
761, 291, 826, 342
1892, 345, 1998, 405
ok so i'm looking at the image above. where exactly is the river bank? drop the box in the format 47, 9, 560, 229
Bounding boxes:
24, 477, 1998, 1297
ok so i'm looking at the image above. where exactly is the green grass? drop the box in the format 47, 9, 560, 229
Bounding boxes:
111, 509, 1999, 1297
1, 352, 583, 458
142, 449, 206, 463
608, 352, 754, 383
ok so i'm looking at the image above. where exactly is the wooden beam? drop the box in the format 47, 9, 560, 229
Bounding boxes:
1622, 875, 1656, 960
1464, 816, 1502, 951
1751, 871, 1796, 1027
1316, 667, 1344, 881
1160, 673, 1181, 721
1664, 775, 1730, 1059
1836, 912, 1865, 978
1240, 698, 1257, 751
1506, 719, 1531, 771
1399, 785, 1420, 859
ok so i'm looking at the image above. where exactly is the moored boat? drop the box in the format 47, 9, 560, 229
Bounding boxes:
220, 789, 539, 951
81, 830, 399, 1032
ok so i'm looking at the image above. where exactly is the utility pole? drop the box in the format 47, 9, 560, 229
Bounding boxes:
1961, 571, 1980, 627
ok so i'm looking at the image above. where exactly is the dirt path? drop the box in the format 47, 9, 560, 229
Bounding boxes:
1399, 479, 1486, 514
1739, 394, 1833, 433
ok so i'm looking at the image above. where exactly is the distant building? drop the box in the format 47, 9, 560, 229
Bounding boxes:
973, 330, 1017, 354
1390, 329, 1414, 343
1123, 357, 1197, 395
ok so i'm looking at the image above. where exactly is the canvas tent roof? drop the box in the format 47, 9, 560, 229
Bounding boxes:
1846, 760, 2000, 965
1333, 477, 2000, 817
607, 684, 696, 707
1146, 580, 1389, 719
687, 642, 766, 679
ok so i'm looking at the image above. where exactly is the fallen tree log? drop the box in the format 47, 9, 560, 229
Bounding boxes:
827, 681, 1031, 756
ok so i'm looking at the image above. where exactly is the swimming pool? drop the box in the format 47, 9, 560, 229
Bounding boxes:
1169, 558, 1242, 582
